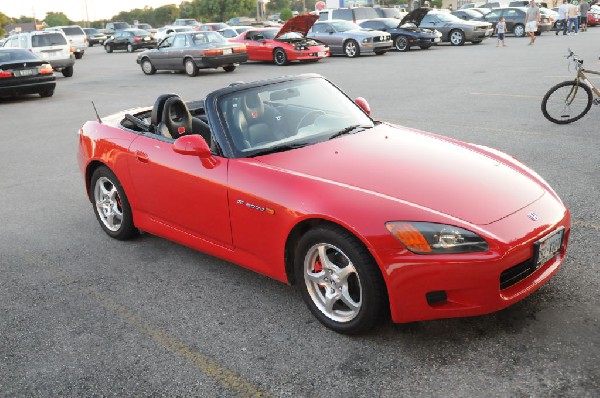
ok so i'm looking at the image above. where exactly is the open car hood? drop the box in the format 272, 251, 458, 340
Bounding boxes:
275, 14, 319, 39
399, 8, 430, 26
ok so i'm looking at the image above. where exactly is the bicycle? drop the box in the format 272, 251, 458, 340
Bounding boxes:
541, 49, 600, 124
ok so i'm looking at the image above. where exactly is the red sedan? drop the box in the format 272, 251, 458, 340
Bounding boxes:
230, 14, 329, 65
77, 74, 570, 334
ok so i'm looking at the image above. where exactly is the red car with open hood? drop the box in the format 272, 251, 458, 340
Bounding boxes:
230, 14, 329, 65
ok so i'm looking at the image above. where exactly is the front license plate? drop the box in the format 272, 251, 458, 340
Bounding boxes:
534, 227, 564, 267
223, 48, 232, 55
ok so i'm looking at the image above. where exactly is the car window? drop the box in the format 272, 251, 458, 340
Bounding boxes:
161, 36, 175, 47
0, 48, 39, 61
331, 21, 360, 31
20, 35, 28, 48
360, 21, 380, 29
421, 15, 436, 23
172, 34, 187, 47
486, 10, 502, 19
220, 29, 236, 38
332, 9, 353, 20
311, 23, 328, 33
353, 8, 379, 20
31, 33, 67, 47
504, 9, 521, 17
62, 27, 84, 36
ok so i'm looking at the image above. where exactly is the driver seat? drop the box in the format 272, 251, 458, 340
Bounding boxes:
154, 95, 212, 144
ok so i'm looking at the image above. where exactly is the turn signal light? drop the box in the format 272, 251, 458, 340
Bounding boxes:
233, 45, 246, 53
204, 49, 223, 56
386, 222, 431, 253
0, 70, 13, 78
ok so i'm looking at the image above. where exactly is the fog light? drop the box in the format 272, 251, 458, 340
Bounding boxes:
426, 290, 447, 305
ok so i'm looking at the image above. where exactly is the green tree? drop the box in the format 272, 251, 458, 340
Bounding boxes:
280, 8, 293, 20
194, 0, 256, 22
0, 12, 9, 37
44, 12, 71, 27
14, 16, 36, 23
267, 0, 291, 12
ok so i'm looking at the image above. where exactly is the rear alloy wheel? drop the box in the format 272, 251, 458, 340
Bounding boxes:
395, 35, 410, 52
185, 58, 198, 77
105, 44, 113, 53
513, 24, 525, 37
449, 29, 465, 46
62, 66, 74, 77
126, 43, 134, 53
273, 48, 288, 66
141, 59, 156, 75
223, 65, 236, 72
295, 225, 387, 334
90, 166, 138, 240
343, 39, 360, 58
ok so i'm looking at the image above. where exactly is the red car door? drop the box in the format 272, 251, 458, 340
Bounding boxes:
127, 135, 232, 248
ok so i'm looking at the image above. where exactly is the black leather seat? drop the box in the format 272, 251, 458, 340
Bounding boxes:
153, 95, 212, 145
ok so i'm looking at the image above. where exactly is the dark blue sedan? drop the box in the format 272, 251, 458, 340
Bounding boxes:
359, 18, 441, 52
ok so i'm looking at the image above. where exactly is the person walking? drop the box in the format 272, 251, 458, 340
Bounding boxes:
557, 0, 570, 35
525, 0, 540, 45
496, 16, 507, 46
579, 0, 589, 32
568, 1, 579, 35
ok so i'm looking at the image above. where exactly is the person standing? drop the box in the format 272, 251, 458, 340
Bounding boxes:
496, 17, 507, 46
525, 0, 540, 45
579, 0, 589, 32
568, 1, 579, 35
557, 0, 570, 35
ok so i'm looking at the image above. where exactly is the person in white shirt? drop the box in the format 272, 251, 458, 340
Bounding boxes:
557, 0, 570, 35
496, 17, 507, 47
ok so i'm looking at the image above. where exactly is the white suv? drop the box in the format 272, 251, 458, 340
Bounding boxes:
2, 31, 75, 77
44, 25, 87, 59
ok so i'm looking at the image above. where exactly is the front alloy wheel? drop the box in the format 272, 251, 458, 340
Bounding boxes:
344, 39, 360, 58
449, 29, 465, 46
90, 167, 137, 240
395, 35, 409, 52
295, 226, 386, 334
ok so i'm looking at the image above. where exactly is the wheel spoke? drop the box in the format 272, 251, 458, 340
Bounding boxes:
306, 270, 326, 284
335, 263, 356, 284
340, 288, 361, 312
317, 245, 336, 271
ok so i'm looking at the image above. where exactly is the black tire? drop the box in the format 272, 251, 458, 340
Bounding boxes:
223, 65, 236, 72
62, 66, 74, 77
343, 39, 360, 58
184, 58, 198, 77
394, 35, 410, 52
541, 80, 593, 124
273, 48, 288, 65
141, 58, 156, 75
449, 29, 465, 46
74, 52, 84, 59
39, 89, 54, 98
105, 44, 113, 53
294, 225, 387, 334
89, 166, 138, 240
513, 23, 525, 37
126, 43, 134, 53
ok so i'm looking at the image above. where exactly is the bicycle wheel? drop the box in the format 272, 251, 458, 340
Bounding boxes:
541, 80, 593, 124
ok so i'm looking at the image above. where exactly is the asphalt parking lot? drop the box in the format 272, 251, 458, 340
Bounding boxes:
1, 30, 599, 397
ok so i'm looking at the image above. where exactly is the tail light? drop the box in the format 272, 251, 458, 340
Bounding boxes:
204, 48, 223, 56
69, 46, 73, 53
232, 45, 246, 53
0, 70, 13, 78
134, 36, 141, 42
39, 64, 54, 74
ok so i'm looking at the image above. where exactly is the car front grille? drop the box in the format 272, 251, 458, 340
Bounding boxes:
500, 257, 535, 290
373, 36, 389, 42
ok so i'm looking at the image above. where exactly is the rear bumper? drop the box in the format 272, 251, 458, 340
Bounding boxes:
0, 76, 56, 97
48, 56, 75, 70
196, 53, 249, 68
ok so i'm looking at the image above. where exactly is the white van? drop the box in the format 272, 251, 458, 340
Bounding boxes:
44, 25, 87, 59
2, 31, 75, 77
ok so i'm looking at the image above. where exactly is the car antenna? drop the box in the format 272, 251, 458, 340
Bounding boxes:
91, 101, 103, 123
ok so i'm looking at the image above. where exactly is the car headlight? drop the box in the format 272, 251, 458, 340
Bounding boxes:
385, 221, 489, 254
362, 37, 372, 43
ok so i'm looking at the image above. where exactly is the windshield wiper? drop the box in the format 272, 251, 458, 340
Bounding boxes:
328, 125, 371, 140
249, 142, 310, 157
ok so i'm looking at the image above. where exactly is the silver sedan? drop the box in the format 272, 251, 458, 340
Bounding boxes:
420, 11, 492, 45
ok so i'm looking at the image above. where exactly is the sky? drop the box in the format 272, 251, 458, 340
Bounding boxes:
1, 0, 180, 22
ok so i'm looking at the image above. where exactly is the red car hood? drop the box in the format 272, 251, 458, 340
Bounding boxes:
275, 14, 319, 39
256, 124, 544, 225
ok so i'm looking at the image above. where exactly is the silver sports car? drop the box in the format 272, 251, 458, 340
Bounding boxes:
307, 20, 392, 57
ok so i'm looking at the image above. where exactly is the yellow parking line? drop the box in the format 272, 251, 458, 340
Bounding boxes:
54, 270, 271, 397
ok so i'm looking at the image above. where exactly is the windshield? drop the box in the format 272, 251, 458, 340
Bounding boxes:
114, 22, 130, 29
277, 32, 304, 39
0, 48, 39, 61
381, 19, 401, 29
433, 13, 462, 22
331, 21, 361, 31
217, 77, 374, 158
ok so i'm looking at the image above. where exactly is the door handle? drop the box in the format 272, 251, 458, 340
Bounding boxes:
135, 150, 149, 163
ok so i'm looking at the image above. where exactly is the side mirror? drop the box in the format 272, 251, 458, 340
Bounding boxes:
173, 135, 211, 158
354, 97, 371, 116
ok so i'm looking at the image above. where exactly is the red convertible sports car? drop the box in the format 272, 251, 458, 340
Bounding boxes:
230, 14, 329, 65
78, 74, 570, 334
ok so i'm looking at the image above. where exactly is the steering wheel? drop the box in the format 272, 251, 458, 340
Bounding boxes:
296, 110, 326, 132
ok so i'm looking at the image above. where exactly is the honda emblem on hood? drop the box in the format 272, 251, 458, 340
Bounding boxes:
527, 212, 539, 221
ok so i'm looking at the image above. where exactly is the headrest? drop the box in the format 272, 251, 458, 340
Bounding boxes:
151, 93, 179, 127
242, 92, 264, 120
162, 97, 192, 139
